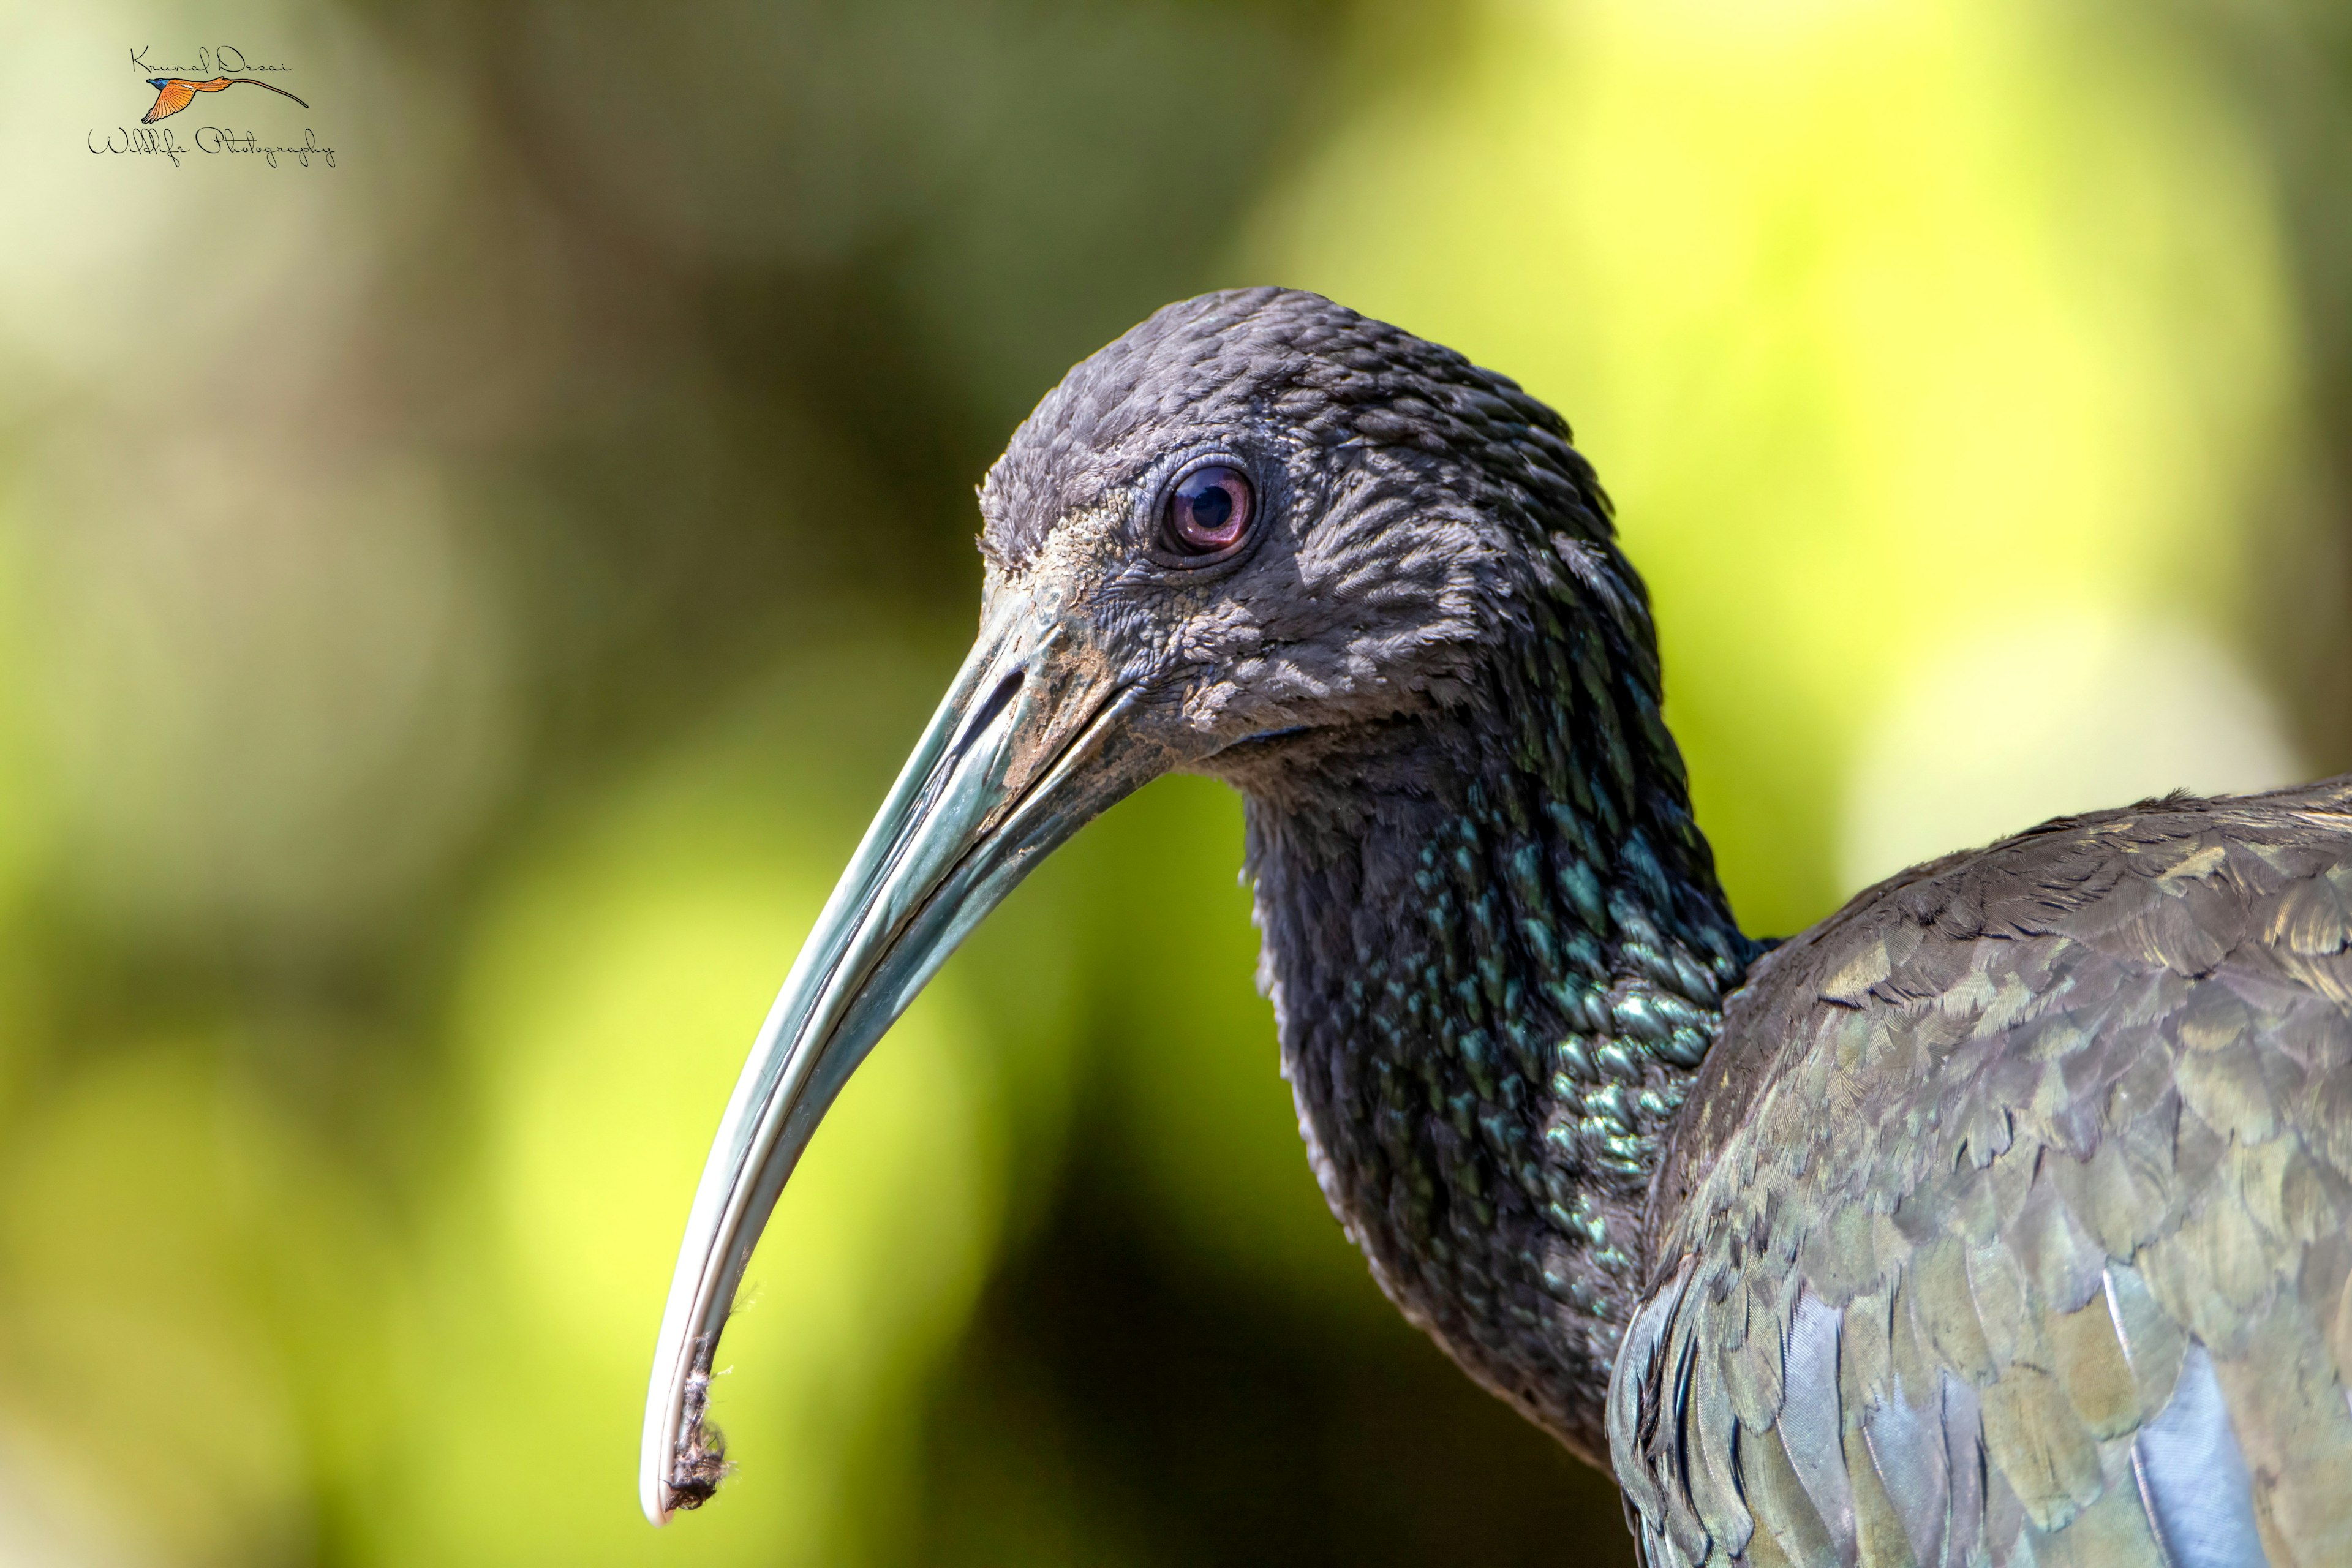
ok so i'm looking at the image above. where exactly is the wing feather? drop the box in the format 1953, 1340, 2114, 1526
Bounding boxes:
2133, 1343, 2264, 1567
1613, 785, 2352, 1564
141, 80, 196, 124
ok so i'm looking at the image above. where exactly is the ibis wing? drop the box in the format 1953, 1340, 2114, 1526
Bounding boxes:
1610, 789, 2352, 1567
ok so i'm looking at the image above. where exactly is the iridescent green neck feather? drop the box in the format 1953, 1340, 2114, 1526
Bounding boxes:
1215, 559, 1758, 1463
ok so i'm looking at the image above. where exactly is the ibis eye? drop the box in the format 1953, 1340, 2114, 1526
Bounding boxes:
1164, 465, 1254, 559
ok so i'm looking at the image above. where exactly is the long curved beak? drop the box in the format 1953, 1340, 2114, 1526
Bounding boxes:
640, 583, 1152, 1524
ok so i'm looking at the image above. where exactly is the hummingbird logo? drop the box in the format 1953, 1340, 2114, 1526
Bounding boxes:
141, 76, 307, 125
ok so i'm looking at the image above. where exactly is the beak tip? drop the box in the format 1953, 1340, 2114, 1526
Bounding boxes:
639, 1431, 674, 1526
641, 1341, 731, 1527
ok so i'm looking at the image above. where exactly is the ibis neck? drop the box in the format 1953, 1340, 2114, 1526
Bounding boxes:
1220, 603, 1756, 1464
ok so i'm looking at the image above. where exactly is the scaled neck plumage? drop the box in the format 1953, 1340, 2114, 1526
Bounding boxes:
1212, 564, 1758, 1462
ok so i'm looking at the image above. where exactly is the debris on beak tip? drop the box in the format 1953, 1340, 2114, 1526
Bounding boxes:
667, 1341, 732, 1513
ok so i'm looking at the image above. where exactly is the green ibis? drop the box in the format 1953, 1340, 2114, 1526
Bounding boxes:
643, 288, 2352, 1565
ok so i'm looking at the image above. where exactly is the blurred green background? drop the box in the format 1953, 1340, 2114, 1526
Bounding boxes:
7, 0, 2352, 1562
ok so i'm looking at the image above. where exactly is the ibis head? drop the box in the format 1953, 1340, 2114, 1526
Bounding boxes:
639, 286, 1739, 1521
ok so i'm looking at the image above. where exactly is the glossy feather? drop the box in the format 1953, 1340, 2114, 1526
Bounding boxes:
1612, 786, 2352, 1565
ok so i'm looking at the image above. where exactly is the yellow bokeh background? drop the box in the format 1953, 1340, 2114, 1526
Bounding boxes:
2, 1, 2345, 1562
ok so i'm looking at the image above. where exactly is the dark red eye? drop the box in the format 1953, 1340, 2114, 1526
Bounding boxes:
1165, 465, 1254, 557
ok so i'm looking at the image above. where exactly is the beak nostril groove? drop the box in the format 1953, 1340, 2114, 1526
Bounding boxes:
951, 667, 1025, 766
